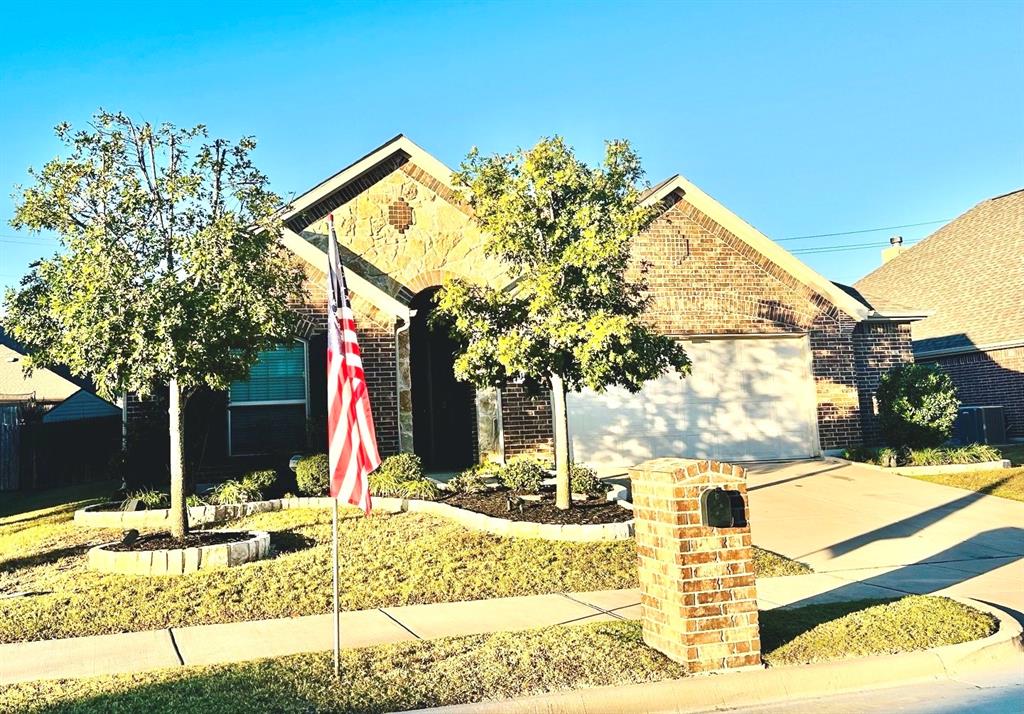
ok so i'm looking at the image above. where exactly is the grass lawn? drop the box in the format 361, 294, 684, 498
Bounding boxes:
905, 467, 1024, 502
0, 596, 996, 713
0, 484, 808, 644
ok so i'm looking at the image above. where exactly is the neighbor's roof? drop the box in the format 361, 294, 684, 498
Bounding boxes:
855, 188, 1024, 356
0, 328, 101, 403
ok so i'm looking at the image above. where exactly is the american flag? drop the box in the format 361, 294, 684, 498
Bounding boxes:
327, 214, 380, 514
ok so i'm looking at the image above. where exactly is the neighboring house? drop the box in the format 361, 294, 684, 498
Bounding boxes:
855, 189, 1024, 439
127, 135, 923, 475
1, 329, 122, 490
0, 329, 121, 419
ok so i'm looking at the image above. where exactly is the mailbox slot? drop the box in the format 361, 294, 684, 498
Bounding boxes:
700, 487, 747, 528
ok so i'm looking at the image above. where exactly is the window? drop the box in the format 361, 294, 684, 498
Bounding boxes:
228, 342, 308, 455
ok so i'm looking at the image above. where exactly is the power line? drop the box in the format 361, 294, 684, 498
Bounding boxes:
777, 219, 949, 242
792, 240, 919, 255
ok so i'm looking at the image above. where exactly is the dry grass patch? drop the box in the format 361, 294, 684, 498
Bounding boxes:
906, 467, 1024, 503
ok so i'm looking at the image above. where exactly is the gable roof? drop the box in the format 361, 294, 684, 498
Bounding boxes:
644, 176, 875, 320
854, 188, 1024, 356
280, 137, 909, 325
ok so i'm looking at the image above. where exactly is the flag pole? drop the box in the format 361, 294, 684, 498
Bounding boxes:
332, 494, 341, 679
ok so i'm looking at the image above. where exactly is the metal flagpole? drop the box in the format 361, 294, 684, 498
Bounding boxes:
332, 495, 341, 678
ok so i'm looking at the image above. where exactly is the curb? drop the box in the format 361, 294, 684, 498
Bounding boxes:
406, 597, 1023, 714
828, 456, 1012, 477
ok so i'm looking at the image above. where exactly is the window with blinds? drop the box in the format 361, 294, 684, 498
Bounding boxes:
229, 343, 307, 455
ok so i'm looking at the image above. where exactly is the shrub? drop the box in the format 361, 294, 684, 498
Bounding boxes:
877, 447, 899, 468
295, 454, 329, 496
209, 479, 255, 505
840, 445, 878, 464
122, 488, 168, 510
368, 453, 425, 497
905, 444, 1002, 466
499, 458, 546, 494
241, 469, 276, 495
569, 463, 607, 497
877, 364, 959, 448
397, 477, 440, 500
447, 463, 499, 494
186, 494, 206, 508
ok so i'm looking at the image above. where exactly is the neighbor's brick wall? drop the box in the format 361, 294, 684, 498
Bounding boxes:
921, 346, 1024, 438
630, 458, 761, 672
853, 322, 915, 445
500, 384, 554, 462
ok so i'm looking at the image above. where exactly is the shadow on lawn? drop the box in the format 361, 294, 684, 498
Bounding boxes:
0, 543, 93, 574
269, 531, 316, 555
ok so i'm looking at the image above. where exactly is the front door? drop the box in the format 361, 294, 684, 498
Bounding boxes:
409, 288, 476, 472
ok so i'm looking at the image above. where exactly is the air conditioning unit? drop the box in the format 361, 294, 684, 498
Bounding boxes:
953, 406, 1006, 445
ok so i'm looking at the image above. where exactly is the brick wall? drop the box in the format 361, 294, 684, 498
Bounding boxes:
500, 384, 554, 462
497, 198, 914, 457
853, 322, 915, 445
921, 346, 1024, 438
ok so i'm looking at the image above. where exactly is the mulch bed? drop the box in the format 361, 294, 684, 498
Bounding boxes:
441, 489, 632, 525
106, 532, 254, 552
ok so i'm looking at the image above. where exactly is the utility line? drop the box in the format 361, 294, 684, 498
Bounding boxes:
792, 240, 919, 255
777, 219, 949, 242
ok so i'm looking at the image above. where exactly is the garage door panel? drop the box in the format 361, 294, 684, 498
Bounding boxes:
567, 336, 817, 469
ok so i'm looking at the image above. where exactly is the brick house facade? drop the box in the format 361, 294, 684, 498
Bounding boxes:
856, 189, 1024, 439
126, 135, 918, 479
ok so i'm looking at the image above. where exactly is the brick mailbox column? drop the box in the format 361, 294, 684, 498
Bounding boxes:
630, 458, 761, 673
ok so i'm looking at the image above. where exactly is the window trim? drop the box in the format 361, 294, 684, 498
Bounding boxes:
227, 339, 310, 456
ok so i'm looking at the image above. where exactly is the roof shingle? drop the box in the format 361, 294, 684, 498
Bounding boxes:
854, 188, 1024, 355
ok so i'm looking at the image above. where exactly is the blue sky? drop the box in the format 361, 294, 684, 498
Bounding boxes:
1, 0, 1021, 296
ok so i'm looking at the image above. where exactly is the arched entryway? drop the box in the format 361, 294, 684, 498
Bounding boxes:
409, 287, 476, 472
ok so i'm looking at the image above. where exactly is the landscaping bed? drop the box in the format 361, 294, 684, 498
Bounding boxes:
104, 532, 253, 551
441, 489, 632, 524
1, 497, 807, 644
0, 596, 997, 712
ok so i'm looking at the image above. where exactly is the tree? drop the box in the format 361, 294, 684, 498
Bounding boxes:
435, 137, 691, 509
877, 364, 960, 448
3, 111, 305, 539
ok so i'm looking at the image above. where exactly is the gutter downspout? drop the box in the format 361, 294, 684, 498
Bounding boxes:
394, 310, 416, 453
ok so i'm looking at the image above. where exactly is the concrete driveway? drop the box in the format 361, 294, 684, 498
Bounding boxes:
745, 459, 1024, 617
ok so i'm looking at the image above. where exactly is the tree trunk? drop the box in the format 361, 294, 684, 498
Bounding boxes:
168, 377, 188, 541
551, 374, 571, 510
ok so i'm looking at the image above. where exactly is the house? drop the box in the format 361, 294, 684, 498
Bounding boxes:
855, 188, 1024, 439
1, 329, 122, 489
127, 135, 924, 475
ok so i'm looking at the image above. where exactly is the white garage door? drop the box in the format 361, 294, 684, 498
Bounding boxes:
567, 336, 819, 469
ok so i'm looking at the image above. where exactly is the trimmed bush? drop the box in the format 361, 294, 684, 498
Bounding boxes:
569, 464, 607, 497
295, 454, 329, 496
499, 458, 546, 494
877, 364, 959, 448
369, 453, 438, 499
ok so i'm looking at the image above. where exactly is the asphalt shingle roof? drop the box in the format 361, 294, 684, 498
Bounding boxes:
854, 188, 1024, 355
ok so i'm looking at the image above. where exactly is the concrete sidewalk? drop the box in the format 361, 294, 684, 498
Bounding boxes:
2, 564, 1003, 687
0, 590, 633, 685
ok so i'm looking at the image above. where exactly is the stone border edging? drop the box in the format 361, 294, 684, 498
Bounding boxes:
86, 531, 271, 576
74, 495, 633, 542
829, 456, 1012, 476
408, 596, 1023, 714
